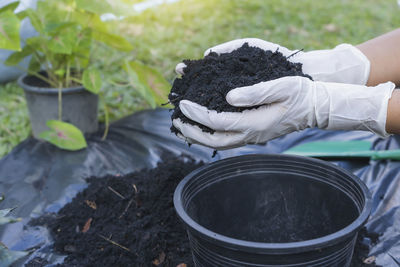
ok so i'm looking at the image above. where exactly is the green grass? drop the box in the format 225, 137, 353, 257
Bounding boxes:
125, 0, 400, 79
0, 82, 30, 157
1, 0, 399, 157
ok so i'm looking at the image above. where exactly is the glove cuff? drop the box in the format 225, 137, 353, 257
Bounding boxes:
314, 81, 395, 137
297, 44, 370, 85
335, 44, 371, 85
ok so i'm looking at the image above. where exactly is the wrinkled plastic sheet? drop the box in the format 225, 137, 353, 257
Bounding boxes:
0, 108, 399, 266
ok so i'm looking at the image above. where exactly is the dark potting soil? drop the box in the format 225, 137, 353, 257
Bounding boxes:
23, 74, 53, 88
169, 43, 312, 134
22, 71, 81, 88
27, 155, 203, 267
25, 154, 379, 267
25, 257, 50, 267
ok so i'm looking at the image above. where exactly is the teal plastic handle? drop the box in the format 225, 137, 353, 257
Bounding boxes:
371, 150, 400, 160
284, 141, 400, 161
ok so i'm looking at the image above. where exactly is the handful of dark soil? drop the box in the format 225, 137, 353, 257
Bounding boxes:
169, 43, 312, 134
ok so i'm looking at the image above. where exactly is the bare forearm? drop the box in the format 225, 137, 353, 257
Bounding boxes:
357, 29, 400, 87
386, 90, 400, 134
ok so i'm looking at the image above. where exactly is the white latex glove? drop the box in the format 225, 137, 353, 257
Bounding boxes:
175, 38, 370, 85
172, 77, 395, 150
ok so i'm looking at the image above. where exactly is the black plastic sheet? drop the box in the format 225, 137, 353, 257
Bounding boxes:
0, 108, 399, 266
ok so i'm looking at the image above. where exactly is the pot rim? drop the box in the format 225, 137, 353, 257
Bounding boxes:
18, 73, 85, 95
173, 153, 372, 254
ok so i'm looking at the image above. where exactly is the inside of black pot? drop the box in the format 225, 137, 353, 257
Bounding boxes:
186, 173, 359, 243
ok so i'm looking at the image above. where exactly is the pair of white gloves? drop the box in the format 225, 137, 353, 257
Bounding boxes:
173, 38, 396, 150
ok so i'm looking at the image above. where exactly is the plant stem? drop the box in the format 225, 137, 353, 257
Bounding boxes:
102, 98, 109, 141
41, 44, 58, 87
76, 60, 81, 80
69, 77, 82, 85
98, 234, 130, 252
286, 49, 304, 59
31, 50, 58, 87
29, 70, 56, 87
58, 82, 62, 121
66, 59, 71, 87
13, 64, 57, 87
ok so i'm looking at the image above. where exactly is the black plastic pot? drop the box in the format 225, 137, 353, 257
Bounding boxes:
18, 73, 98, 138
174, 154, 372, 267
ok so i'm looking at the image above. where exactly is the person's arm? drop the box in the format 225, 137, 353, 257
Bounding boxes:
361, 29, 400, 134
357, 29, 400, 87
386, 90, 400, 134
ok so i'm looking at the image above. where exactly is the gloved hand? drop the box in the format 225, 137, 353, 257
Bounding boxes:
172, 77, 395, 150
176, 38, 370, 85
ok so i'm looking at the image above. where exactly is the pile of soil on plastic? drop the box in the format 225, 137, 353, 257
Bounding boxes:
28, 155, 203, 267
169, 43, 312, 134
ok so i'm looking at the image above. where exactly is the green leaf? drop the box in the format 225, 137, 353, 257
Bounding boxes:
45, 22, 76, 35
0, 10, 21, 51
72, 28, 92, 67
93, 31, 133, 52
0, 2, 19, 13
126, 61, 171, 107
48, 27, 77, 54
54, 68, 66, 78
72, 12, 108, 33
24, 8, 43, 34
15, 10, 28, 20
26, 36, 47, 54
123, 60, 156, 108
39, 120, 87, 151
28, 56, 41, 73
75, 0, 112, 14
4, 46, 32, 66
82, 67, 102, 94
35, 1, 74, 27
0, 242, 29, 267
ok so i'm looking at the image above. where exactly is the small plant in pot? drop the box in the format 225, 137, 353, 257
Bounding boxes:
0, 0, 170, 150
